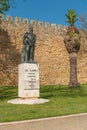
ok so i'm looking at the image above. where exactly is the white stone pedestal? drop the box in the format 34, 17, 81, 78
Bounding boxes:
18, 63, 39, 98
8, 63, 49, 105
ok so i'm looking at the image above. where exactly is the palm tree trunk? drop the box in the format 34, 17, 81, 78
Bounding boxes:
69, 52, 79, 87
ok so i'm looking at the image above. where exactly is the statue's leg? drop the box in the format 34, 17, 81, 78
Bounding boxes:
21, 48, 25, 62
25, 52, 27, 62
30, 45, 35, 61
27, 45, 31, 62
25, 45, 28, 62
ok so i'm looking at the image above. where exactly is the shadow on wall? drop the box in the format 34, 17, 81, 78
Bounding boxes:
0, 28, 21, 86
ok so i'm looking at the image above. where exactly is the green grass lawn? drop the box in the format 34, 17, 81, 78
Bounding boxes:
0, 84, 87, 122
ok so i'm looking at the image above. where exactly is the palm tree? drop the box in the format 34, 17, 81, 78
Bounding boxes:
64, 9, 81, 88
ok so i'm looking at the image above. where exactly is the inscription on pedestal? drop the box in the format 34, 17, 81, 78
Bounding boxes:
24, 68, 38, 81
24, 66, 39, 90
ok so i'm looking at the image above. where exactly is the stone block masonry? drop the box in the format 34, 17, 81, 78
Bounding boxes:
0, 14, 87, 86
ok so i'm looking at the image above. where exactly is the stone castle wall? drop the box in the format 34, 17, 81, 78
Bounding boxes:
0, 15, 87, 86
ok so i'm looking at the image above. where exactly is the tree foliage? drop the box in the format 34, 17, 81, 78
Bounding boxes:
65, 9, 78, 26
0, 0, 10, 14
0, 0, 26, 14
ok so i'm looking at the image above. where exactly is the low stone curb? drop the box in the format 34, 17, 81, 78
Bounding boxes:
0, 112, 87, 125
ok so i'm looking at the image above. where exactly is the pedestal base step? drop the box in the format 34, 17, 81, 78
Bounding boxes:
8, 98, 49, 105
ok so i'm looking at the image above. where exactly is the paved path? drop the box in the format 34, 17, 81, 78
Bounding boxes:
0, 113, 87, 130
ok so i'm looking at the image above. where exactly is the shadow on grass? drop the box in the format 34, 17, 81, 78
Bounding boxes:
0, 85, 87, 101
40, 84, 87, 99
0, 86, 18, 100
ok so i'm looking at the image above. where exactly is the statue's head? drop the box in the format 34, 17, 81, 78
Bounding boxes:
29, 26, 33, 32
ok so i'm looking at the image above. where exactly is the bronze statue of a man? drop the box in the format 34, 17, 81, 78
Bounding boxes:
21, 26, 36, 63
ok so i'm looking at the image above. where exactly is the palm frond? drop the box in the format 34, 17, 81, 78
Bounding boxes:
65, 9, 78, 26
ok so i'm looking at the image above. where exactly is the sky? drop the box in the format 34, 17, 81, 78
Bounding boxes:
5, 0, 87, 27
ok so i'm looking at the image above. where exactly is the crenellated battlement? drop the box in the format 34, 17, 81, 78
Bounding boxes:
0, 14, 67, 31
1, 14, 87, 87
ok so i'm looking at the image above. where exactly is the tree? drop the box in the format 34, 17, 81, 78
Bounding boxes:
64, 9, 81, 88
0, 0, 10, 14
0, 0, 26, 14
